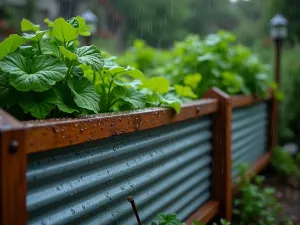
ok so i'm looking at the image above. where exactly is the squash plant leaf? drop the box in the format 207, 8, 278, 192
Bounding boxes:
0, 72, 18, 107
184, 73, 202, 89
44, 18, 54, 28
76, 45, 103, 71
53, 83, 79, 113
141, 77, 170, 94
21, 18, 40, 32
19, 89, 57, 119
113, 86, 146, 109
158, 94, 181, 113
23, 30, 47, 42
175, 84, 198, 99
53, 18, 78, 42
68, 77, 100, 113
41, 40, 61, 58
76, 16, 91, 36
0, 53, 67, 92
59, 46, 78, 61
0, 34, 23, 60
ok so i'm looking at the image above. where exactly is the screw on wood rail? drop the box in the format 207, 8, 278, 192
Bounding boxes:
127, 196, 142, 225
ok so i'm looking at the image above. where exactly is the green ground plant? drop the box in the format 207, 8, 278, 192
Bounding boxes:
233, 164, 281, 225
149, 213, 230, 225
271, 146, 300, 180
0, 17, 181, 120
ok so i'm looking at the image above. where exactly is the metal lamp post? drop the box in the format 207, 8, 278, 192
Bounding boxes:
269, 14, 288, 147
81, 10, 98, 46
270, 14, 288, 85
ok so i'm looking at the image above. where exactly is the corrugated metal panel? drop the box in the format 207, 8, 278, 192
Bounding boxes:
26, 117, 213, 225
231, 103, 268, 178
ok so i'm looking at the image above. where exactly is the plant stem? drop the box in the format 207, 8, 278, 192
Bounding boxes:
66, 61, 76, 80
37, 41, 42, 54
108, 99, 120, 111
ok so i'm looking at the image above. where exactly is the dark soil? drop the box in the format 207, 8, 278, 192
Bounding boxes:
263, 172, 300, 225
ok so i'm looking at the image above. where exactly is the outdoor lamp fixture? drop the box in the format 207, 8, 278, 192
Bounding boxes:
270, 14, 288, 41
81, 10, 98, 45
269, 14, 288, 147
269, 13, 288, 85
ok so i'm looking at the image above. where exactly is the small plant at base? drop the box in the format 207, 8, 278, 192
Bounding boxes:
233, 164, 281, 225
271, 146, 300, 181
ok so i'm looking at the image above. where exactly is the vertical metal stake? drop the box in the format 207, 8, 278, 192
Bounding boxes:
127, 196, 142, 225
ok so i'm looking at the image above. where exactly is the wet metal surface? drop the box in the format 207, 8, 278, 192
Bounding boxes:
26, 117, 213, 225
231, 103, 268, 178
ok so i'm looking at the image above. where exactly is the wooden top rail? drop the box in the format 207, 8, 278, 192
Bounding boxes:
20, 99, 218, 154
231, 95, 267, 109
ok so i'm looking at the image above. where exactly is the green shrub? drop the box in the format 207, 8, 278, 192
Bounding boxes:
0, 17, 181, 120
119, 31, 273, 98
271, 146, 300, 180
149, 213, 230, 225
233, 164, 281, 225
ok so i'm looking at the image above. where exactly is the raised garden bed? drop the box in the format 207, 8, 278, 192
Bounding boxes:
0, 88, 277, 225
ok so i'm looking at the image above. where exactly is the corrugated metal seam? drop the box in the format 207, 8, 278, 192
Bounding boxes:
27, 117, 213, 225
231, 103, 268, 178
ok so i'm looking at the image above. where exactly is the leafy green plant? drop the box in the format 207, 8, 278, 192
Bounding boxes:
271, 146, 300, 180
0, 17, 181, 120
150, 213, 230, 225
120, 31, 274, 98
233, 164, 281, 225
151, 213, 185, 225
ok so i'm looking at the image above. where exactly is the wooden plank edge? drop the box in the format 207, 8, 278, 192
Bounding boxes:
185, 200, 219, 225
24, 99, 218, 154
0, 109, 23, 131
232, 152, 271, 195
231, 95, 268, 109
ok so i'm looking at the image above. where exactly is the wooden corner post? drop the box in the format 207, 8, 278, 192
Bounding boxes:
204, 88, 232, 221
0, 109, 27, 225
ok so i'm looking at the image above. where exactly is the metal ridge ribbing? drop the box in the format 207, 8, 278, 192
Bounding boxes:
27, 117, 213, 225
231, 103, 268, 178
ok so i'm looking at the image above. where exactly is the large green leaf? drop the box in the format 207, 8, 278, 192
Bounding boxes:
76, 16, 91, 36
19, 89, 57, 119
0, 72, 18, 107
158, 94, 181, 113
68, 77, 100, 113
184, 73, 202, 89
0, 53, 67, 92
53, 83, 79, 113
44, 18, 54, 28
53, 18, 78, 42
113, 86, 146, 109
21, 19, 40, 32
141, 77, 170, 94
23, 31, 47, 42
76, 46, 103, 71
0, 34, 23, 60
59, 46, 78, 61
41, 41, 61, 58
175, 84, 198, 99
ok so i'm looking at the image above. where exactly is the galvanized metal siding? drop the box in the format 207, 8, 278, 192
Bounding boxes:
26, 117, 213, 225
231, 103, 268, 178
